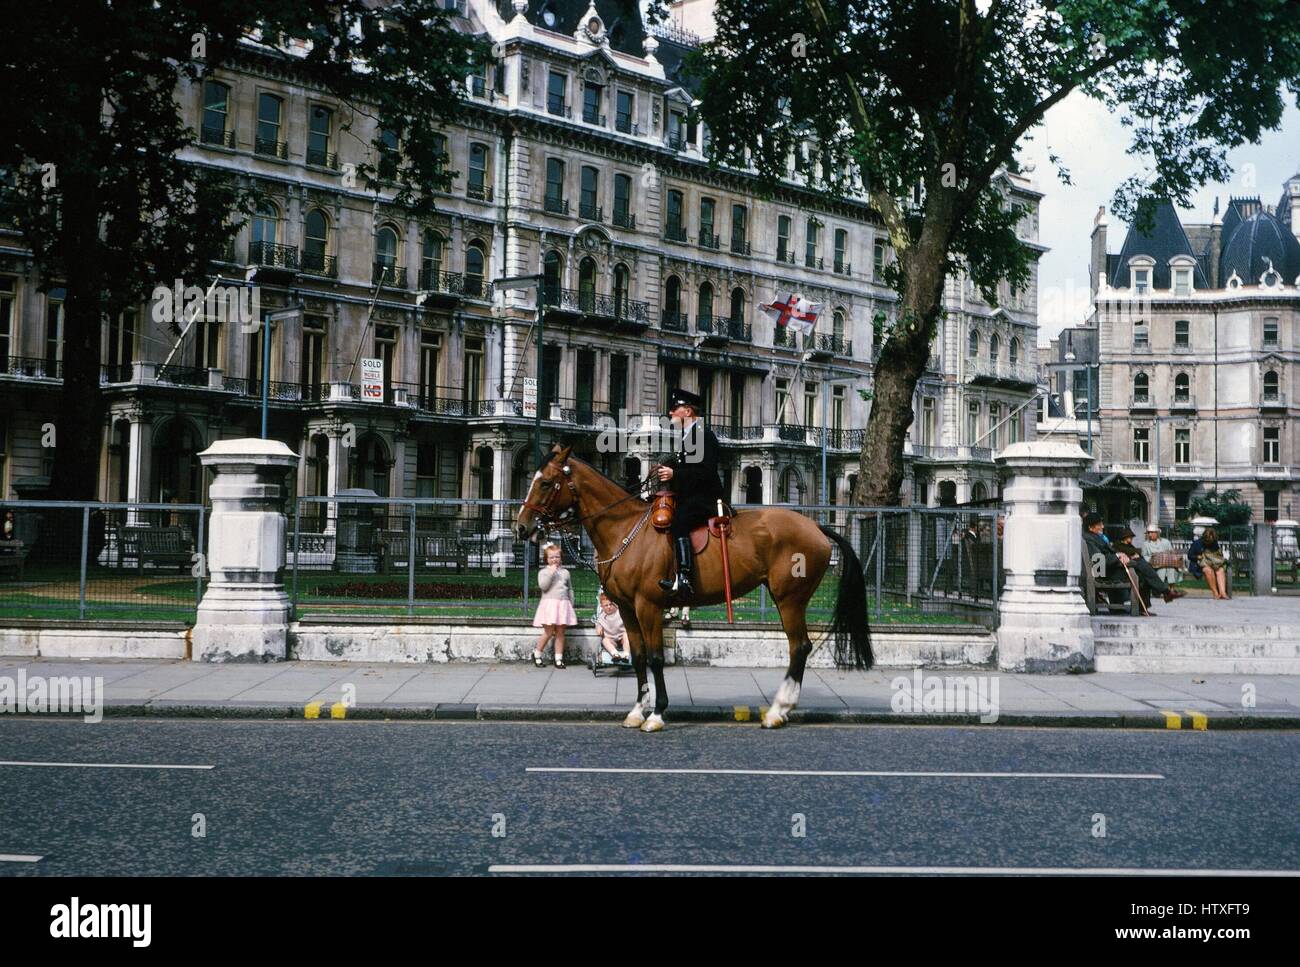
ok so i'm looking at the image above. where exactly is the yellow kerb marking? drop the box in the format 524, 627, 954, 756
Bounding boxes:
1185, 710, 1207, 731
330, 702, 348, 720
304, 702, 322, 720
1160, 709, 1182, 729
732, 706, 751, 722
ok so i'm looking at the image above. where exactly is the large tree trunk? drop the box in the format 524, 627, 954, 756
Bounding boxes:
47, 96, 106, 503
854, 208, 955, 506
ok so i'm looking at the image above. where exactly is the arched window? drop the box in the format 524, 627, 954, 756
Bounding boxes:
375, 225, 399, 271
252, 200, 279, 252
1264, 370, 1280, 400
464, 242, 486, 297
303, 209, 329, 273
664, 274, 682, 327
781, 466, 802, 503
578, 257, 597, 312
1174, 372, 1190, 401
1133, 372, 1149, 401
968, 329, 979, 358
697, 281, 714, 329
613, 264, 630, 317
1009, 337, 1020, 365
989, 332, 1000, 361
543, 250, 562, 304
832, 308, 845, 345
972, 481, 988, 502
729, 287, 745, 324
421, 231, 444, 288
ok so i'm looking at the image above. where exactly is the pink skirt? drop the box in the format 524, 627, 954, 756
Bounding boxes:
533, 599, 578, 627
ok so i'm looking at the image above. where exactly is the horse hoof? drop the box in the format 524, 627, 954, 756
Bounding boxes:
761, 710, 787, 729
640, 713, 665, 733
622, 710, 645, 729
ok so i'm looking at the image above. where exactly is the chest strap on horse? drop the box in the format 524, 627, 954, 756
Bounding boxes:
713, 499, 734, 623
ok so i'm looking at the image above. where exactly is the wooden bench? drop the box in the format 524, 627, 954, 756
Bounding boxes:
0, 540, 29, 581
118, 526, 194, 574
379, 530, 468, 573
1081, 540, 1140, 616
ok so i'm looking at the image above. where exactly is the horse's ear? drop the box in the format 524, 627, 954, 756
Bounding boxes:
555, 444, 573, 464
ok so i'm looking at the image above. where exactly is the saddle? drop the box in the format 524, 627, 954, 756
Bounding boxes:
690, 511, 736, 554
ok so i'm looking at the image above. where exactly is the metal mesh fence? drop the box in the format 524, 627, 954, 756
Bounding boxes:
0, 501, 207, 621
289, 497, 1002, 628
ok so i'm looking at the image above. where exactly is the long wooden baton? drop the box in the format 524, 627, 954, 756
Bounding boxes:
1119, 558, 1151, 617
717, 499, 734, 623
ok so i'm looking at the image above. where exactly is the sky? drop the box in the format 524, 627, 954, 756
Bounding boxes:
1021, 92, 1300, 347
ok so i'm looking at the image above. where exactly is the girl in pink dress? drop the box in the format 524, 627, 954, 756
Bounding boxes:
531, 542, 577, 668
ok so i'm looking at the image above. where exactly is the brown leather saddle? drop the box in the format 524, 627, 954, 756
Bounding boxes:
690, 513, 735, 554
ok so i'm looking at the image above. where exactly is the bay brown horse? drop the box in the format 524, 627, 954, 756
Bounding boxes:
516, 444, 872, 731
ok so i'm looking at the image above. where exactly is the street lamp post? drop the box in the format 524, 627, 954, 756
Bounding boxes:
260, 306, 303, 440
494, 274, 544, 463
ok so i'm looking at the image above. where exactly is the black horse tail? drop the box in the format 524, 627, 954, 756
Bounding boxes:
818, 525, 874, 671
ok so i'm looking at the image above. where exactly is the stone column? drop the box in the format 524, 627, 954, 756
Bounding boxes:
192, 439, 300, 662
995, 440, 1095, 672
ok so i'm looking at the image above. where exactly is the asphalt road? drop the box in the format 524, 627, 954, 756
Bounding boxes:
1, 718, 1298, 876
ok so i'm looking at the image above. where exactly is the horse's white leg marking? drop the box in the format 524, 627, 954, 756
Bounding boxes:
623, 682, 650, 728
763, 676, 800, 729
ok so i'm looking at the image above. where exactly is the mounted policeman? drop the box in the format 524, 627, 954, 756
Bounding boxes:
653, 387, 726, 600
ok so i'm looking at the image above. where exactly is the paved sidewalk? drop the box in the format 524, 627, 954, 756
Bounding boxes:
2, 657, 1299, 728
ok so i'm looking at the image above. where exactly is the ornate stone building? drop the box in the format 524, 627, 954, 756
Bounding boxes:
0, 0, 1043, 514
1089, 183, 1300, 523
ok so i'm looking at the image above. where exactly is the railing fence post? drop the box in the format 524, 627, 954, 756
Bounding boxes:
408, 502, 416, 617
874, 510, 883, 619
79, 505, 90, 620
291, 497, 301, 617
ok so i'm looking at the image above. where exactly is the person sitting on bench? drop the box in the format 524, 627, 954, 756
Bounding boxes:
1083, 512, 1185, 609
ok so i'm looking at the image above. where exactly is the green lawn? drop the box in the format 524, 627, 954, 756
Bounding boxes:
1, 563, 987, 628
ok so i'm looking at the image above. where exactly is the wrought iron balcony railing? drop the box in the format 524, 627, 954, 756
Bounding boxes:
776, 248, 795, 265
698, 233, 720, 250
664, 225, 689, 243
615, 116, 639, 135
579, 202, 603, 222
730, 238, 751, 256
3, 356, 60, 379
306, 147, 339, 169
661, 310, 689, 332
248, 241, 298, 269
199, 125, 236, 148
467, 183, 493, 202
582, 108, 606, 126
373, 263, 407, 288
300, 250, 338, 277
805, 254, 824, 269
254, 137, 288, 159
833, 259, 851, 275
544, 196, 570, 215
612, 209, 636, 229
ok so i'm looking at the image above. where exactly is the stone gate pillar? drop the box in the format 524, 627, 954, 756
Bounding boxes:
995, 441, 1095, 672
192, 439, 300, 662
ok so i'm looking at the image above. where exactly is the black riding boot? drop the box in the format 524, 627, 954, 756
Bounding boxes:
658, 537, 695, 599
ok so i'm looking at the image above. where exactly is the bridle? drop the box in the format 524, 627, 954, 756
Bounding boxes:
521, 459, 657, 582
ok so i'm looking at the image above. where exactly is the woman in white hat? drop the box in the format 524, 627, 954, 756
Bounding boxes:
1140, 523, 1179, 587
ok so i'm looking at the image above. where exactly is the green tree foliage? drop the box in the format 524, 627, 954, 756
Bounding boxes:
686, 0, 1300, 503
0, 1, 484, 498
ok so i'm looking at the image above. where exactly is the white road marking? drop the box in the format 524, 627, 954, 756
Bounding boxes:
0, 854, 43, 863
490, 863, 1298, 876
0, 760, 214, 771
526, 766, 1163, 780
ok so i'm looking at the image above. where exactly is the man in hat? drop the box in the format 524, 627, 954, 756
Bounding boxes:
654, 387, 725, 599
1140, 523, 1179, 586
1083, 512, 1185, 609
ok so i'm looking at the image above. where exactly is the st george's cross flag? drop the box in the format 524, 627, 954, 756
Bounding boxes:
759, 293, 821, 336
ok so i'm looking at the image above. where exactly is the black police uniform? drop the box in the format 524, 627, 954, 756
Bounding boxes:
658, 388, 726, 598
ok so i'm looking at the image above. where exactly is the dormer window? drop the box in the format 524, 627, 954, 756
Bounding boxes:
1132, 267, 1151, 294
1173, 267, 1192, 296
